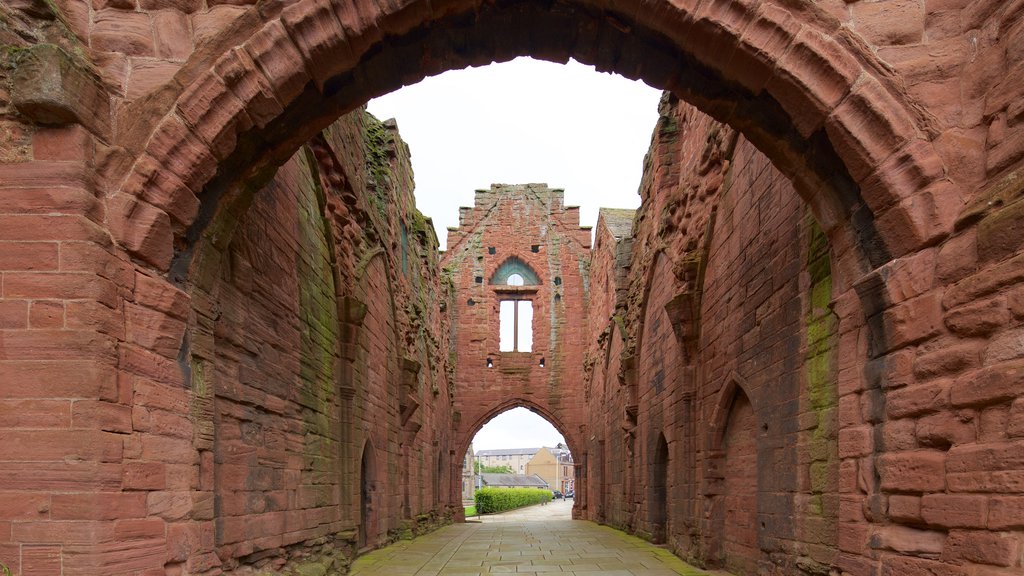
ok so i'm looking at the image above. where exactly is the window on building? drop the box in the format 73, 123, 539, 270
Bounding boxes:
499, 299, 533, 352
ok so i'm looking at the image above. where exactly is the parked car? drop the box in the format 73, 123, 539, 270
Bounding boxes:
565, 490, 574, 499
552, 490, 563, 499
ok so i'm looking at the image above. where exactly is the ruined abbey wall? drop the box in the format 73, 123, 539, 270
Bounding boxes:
2, 0, 1024, 574
586, 96, 842, 573
442, 184, 591, 468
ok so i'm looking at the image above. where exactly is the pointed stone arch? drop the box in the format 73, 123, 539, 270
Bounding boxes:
648, 431, 670, 544
704, 371, 760, 572
359, 438, 380, 549
489, 256, 542, 286
456, 398, 582, 464
108, 0, 959, 297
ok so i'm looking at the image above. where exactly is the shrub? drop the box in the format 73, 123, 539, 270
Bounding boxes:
474, 487, 552, 514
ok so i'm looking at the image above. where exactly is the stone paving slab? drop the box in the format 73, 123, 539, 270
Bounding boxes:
349, 501, 710, 576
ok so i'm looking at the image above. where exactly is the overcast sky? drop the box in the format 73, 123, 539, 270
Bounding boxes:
367, 57, 662, 452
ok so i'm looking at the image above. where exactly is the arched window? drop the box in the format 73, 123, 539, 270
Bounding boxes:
489, 257, 540, 286
499, 300, 533, 352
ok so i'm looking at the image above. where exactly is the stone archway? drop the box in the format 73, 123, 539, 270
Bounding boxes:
107, 0, 956, 287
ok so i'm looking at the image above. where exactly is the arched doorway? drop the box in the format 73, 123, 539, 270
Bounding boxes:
360, 440, 379, 550
721, 391, 758, 574
111, 0, 948, 284
649, 432, 669, 544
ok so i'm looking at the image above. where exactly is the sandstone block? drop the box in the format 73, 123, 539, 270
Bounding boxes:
731, 3, 800, 94
0, 493, 51, 521
879, 555, 968, 576
860, 139, 945, 214
913, 342, 982, 380
20, 545, 61, 575
950, 361, 1024, 408
281, 0, 354, 90
123, 461, 167, 490
988, 496, 1024, 529
877, 450, 946, 492
947, 441, 1024, 474
921, 493, 988, 528
11, 44, 112, 138
92, 9, 155, 56
126, 60, 180, 100
888, 494, 922, 523
243, 20, 311, 106
144, 114, 218, 194
125, 303, 187, 359
825, 76, 916, 183
1010, 399, 1024, 438
944, 297, 1009, 336
874, 182, 962, 258
148, 491, 193, 521
868, 524, 945, 555
177, 71, 250, 160
72, 400, 133, 433
916, 410, 976, 448
152, 9, 193, 60
871, 291, 943, 356
106, 193, 173, 271
839, 425, 874, 458
984, 327, 1024, 364
943, 252, 1024, 311
851, 0, 925, 46
51, 493, 147, 520
0, 241, 59, 272
31, 124, 94, 162
887, 380, 948, 418
141, 0, 202, 13
942, 530, 1020, 567
767, 27, 860, 137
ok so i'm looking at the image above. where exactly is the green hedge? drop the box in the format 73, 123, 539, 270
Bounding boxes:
474, 487, 552, 514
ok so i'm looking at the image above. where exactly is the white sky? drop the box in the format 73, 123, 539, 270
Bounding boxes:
471, 407, 567, 451
367, 57, 662, 452
366, 57, 663, 251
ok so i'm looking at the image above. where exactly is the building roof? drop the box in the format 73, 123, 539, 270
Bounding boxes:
476, 447, 541, 457
598, 208, 636, 240
480, 473, 549, 488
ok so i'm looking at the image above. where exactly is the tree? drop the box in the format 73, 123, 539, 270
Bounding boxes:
474, 462, 514, 474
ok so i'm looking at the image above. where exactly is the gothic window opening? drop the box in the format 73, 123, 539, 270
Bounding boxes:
499, 299, 533, 352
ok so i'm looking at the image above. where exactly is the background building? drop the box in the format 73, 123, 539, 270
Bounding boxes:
475, 447, 541, 474
526, 445, 574, 493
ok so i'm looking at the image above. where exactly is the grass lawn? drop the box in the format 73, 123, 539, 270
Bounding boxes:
464, 505, 477, 517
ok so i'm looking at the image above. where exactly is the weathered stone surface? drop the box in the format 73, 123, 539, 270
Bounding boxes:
11, 44, 112, 138
2, 1, 1024, 574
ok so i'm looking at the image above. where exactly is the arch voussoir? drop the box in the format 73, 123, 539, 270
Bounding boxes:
121, 154, 200, 229
873, 179, 963, 257
144, 114, 218, 197
859, 140, 947, 215
729, 3, 801, 95
106, 192, 174, 271
243, 20, 313, 108
177, 70, 253, 161
213, 47, 286, 131
687, 0, 759, 70
280, 0, 357, 91
825, 74, 919, 184
766, 27, 862, 138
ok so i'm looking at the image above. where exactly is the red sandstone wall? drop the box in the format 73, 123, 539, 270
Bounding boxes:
442, 184, 590, 482
585, 95, 843, 574
183, 110, 454, 572
2, 0, 1024, 574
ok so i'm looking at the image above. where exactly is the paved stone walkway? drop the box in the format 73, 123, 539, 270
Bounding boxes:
349, 500, 710, 575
